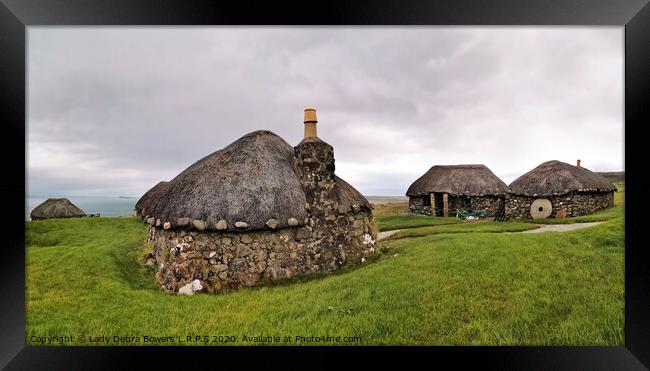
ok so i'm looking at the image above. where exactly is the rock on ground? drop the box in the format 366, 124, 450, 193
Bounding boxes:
178, 279, 203, 295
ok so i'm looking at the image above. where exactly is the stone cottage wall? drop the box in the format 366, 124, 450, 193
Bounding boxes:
505, 191, 614, 219
410, 194, 503, 217
409, 196, 433, 216
447, 195, 503, 217
147, 208, 375, 293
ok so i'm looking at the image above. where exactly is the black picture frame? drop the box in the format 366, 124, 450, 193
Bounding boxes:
2, 0, 648, 369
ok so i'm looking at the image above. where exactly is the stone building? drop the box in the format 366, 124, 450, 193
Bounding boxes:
405, 164, 507, 217
30, 198, 86, 221
505, 160, 616, 219
135, 108, 376, 294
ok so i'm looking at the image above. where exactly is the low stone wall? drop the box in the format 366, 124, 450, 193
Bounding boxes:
505, 191, 614, 219
408, 196, 433, 216
447, 195, 503, 217
147, 209, 376, 293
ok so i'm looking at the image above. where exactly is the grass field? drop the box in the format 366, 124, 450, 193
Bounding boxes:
374, 215, 460, 231
387, 221, 539, 239
25, 185, 624, 346
371, 202, 409, 216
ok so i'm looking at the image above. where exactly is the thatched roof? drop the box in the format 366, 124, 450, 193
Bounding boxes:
30, 198, 86, 220
406, 164, 507, 197
135, 181, 169, 216
508, 160, 617, 197
334, 175, 371, 210
137, 130, 370, 232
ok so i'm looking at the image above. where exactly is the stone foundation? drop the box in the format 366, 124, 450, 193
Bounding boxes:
409, 194, 503, 217
147, 209, 375, 293
505, 191, 614, 219
408, 196, 433, 216
447, 195, 503, 217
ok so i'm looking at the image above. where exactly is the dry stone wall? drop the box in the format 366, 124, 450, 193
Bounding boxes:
409, 194, 503, 217
147, 210, 375, 293
408, 196, 433, 216
447, 195, 503, 217
505, 191, 614, 219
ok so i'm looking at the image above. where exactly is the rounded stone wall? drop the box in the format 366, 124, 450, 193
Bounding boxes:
505, 191, 614, 219
146, 209, 376, 293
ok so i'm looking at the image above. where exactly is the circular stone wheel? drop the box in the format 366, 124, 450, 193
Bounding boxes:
530, 198, 552, 219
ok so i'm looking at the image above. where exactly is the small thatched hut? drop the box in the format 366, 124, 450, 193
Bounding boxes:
505, 160, 616, 219
406, 164, 507, 217
136, 108, 376, 294
30, 198, 86, 220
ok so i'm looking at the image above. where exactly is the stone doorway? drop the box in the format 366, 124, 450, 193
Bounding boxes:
434, 192, 445, 216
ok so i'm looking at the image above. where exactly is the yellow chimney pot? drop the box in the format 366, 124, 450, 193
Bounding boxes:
303, 108, 318, 138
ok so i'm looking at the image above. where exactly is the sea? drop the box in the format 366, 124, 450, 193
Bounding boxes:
26, 195, 407, 221
26, 196, 138, 221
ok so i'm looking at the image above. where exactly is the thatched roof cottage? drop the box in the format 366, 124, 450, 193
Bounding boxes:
505, 160, 616, 219
406, 164, 507, 217
30, 198, 86, 220
136, 109, 376, 294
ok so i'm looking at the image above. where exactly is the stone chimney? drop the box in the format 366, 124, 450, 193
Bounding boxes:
294, 108, 336, 234
295, 108, 335, 185
294, 108, 374, 266
304, 108, 318, 139
577, 159, 581, 167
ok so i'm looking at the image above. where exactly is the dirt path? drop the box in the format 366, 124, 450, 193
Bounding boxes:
377, 229, 404, 240
516, 221, 604, 234
377, 221, 604, 240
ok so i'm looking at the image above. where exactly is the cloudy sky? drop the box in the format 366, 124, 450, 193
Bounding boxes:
28, 27, 623, 197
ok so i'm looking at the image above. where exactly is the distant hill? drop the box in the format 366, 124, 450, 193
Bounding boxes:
596, 171, 625, 184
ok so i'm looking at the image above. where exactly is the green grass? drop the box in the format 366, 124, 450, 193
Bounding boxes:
26, 207, 624, 345
374, 215, 461, 231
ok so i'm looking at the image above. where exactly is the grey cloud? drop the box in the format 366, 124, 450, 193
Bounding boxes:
28, 27, 623, 197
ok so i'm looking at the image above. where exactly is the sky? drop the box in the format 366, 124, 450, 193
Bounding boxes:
27, 27, 624, 197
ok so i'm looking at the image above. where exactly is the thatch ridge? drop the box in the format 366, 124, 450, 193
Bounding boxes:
507, 160, 617, 196
30, 198, 86, 220
141, 130, 309, 232
406, 164, 507, 197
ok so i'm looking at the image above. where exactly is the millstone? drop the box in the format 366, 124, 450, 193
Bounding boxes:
530, 198, 552, 219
